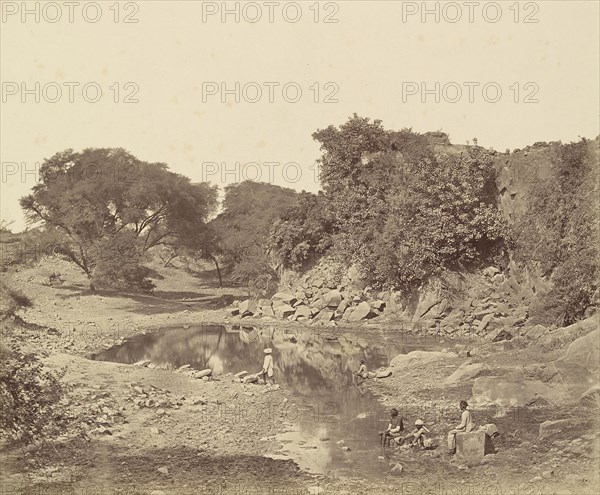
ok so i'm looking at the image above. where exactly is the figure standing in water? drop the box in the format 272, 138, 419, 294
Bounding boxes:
261, 348, 274, 385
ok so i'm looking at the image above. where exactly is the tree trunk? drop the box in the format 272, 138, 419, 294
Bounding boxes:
209, 254, 223, 288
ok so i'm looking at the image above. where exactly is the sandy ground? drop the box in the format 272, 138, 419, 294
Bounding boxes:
1, 260, 599, 494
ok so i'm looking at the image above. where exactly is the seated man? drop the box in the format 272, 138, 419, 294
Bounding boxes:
397, 419, 430, 447
447, 400, 474, 455
379, 408, 404, 446
354, 360, 368, 380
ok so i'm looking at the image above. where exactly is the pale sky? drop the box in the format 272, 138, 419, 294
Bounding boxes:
1, 0, 599, 232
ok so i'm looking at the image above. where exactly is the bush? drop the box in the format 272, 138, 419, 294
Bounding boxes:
0, 343, 66, 444
514, 139, 599, 325
0, 281, 32, 319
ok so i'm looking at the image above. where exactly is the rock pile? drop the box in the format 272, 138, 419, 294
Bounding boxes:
229, 259, 554, 343
232, 280, 389, 324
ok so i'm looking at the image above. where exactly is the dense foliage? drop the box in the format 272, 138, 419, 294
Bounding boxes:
0, 343, 66, 444
515, 139, 599, 325
20, 148, 218, 291
270, 115, 510, 293
210, 181, 299, 294
269, 192, 333, 271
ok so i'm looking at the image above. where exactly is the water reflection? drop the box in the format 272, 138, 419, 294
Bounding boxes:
93, 324, 423, 478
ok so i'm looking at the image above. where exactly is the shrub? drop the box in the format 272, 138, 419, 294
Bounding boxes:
514, 139, 599, 325
0, 342, 66, 444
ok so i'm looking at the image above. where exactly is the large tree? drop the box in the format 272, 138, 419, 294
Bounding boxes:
20, 148, 218, 290
311, 115, 509, 293
210, 181, 298, 293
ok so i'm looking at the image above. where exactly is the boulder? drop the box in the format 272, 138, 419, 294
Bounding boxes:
560, 328, 599, 373
323, 289, 342, 308
441, 309, 464, 327
234, 371, 248, 379
315, 309, 334, 322
274, 304, 295, 319
456, 430, 494, 460
348, 301, 375, 322
336, 300, 349, 315
239, 300, 257, 317
311, 297, 327, 312
537, 418, 591, 441
243, 373, 260, 384
134, 360, 151, 367
293, 306, 313, 321
445, 363, 488, 386
195, 369, 212, 378
390, 463, 403, 475
390, 350, 457, 369
413, 293, 442, 322
471, 375, 554, 407
423, 298, 448, 319
271, 292, 296, 307
257, 299, 272, 310
261, 306, 275, 317
376, 369, 392, 379
371, 300, 386, 311
475, 314, 494, 333
157, 466, 169, 476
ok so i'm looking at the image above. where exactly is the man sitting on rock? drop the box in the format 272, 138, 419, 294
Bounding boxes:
397, 419, 430, 447
354, 360, 368, 380
379, 408, 404, 446
447, 400, 474, 455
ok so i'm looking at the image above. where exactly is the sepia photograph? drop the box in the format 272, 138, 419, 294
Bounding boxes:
1, 1, 599, 494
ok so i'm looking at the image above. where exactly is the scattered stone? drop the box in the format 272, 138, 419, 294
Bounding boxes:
376, 370, 392, 379
323, 289, 342, 308
150, 427, 160, 435
133, 360, 151, 367
390, 463, 403, 475
492, 329, 513, 342
274, 304, 295, 319
239, 299, 258, 317
195, 369, 213, 378
538, 419, 571, 440
157, 466, 169, 476
234, 371, 248, 379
